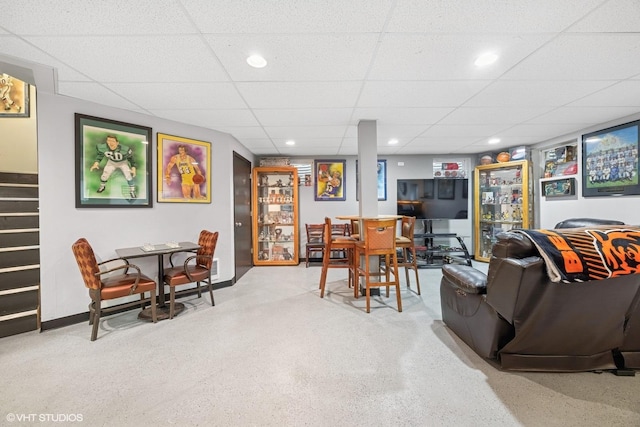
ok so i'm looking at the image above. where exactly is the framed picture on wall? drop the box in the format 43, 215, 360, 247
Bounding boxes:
158, 133, 211, 203
355, 159, 387, 201
75, 114, 152, 208
437, 179, 455, 199
0, 73, 29, 117
314, 160, 345, 201
582, 120, 640, 197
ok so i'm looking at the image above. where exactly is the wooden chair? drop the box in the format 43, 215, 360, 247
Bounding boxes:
349, 218, 360, 240
319, 217, 356, 298
396, 216, 421, 294
163, 230, 219, 319
354, 218, 402, 313
330, 223, 349, 259
71, 238, 157, 341
305, 223, 325, 268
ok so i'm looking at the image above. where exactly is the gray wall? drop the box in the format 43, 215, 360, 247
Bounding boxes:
532, 112, 640, 228
0, 52, 256, 323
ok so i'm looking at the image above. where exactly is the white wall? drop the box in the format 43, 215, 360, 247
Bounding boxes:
36, 92, 253, 321
533, 112, 640, 229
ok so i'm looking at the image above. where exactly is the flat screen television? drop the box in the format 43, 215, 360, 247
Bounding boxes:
397, 178, 468, 220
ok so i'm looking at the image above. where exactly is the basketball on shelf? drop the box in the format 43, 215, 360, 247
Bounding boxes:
192, 174, 205, 184
496, 152, 511, 163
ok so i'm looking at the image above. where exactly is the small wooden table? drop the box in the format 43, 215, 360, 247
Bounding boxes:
115, 241, 200, 320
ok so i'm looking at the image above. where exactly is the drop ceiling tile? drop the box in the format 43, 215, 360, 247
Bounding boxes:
264, 126, 347, 139
149, 109, 259, 128
375, 125, 430, 140
24, 35, 229, 82
568, 0, 640, 32
568, 81, 640, 107
0, 36, 90, 81
212, 126, 269, 139
526, 106, 640, 125
503, 34, 640, 80
498, 124, 587, 140
387, 0, 604, 33
421, 124, 507, 138
5, 0, 195, 35
253, 108, 353, 127
352, 108, 454, 125
57, 82, 141, 110
358, 81, 491, 108
465, 80, 615, 107
182, 0, 394, 33
439, 107, 553, 125
106, 82, 246, 109
239, 139, 276, 148
206, 34, 378, 81
236, 82, 361, 109
369, 33, 554, 80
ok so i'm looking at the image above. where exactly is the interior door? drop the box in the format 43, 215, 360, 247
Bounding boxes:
233, 152, 252, 281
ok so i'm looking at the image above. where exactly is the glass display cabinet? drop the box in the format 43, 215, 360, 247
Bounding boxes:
474, 160, 531, 262
252, 166, 299, 265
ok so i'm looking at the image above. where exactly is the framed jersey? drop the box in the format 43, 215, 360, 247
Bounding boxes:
157, 133, 211, 204
75, 114, 152, 208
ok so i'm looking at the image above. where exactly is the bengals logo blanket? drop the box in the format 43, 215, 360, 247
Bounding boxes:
513, 226, 640, 283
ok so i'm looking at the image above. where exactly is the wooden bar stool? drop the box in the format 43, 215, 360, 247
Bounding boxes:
319, 217, 356, 298
396, 216, 421, 295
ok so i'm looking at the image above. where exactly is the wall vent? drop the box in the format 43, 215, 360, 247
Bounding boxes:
211, 258, 220, 281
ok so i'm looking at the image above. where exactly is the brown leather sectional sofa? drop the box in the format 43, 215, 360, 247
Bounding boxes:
440, 218, 640, 372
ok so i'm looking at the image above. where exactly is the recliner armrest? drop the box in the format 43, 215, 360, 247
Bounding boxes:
441, 264, 487, 294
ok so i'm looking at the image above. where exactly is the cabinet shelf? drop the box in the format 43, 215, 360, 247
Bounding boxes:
475, 160, 531, 262
252, 166, 299, 266
413, 232, 472, 268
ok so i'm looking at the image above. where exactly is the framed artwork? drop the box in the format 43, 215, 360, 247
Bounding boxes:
423, 179, 434, 198
0, 73, 29, 117
315, 160, 345, 201
437, 179, 455, 199
542, 178, 576, 198
75, 114, 152, 208
158, 133, 211, 203
355, 159, 387, 201
582, 120, 640, 197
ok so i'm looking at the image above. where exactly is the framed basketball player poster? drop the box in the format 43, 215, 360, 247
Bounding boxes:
157, 133, 211, 204
75, 114, 152, 208
314, 160, 345, 201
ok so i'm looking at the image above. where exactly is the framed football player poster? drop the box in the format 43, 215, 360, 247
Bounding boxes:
75, 114, 152, 208
157, 133, 211, 203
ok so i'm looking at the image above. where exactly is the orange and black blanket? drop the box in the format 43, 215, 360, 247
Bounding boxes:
513, 226, 640, 283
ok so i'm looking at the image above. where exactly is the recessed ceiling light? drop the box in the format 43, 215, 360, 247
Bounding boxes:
285, 140, 295, 146
388, 138, 399, 145
247, 54, 267, 68
488, 138, 501, 145
474, 52, 498, 67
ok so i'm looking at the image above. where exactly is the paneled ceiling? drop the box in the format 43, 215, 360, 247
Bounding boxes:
3, 0, 640, 156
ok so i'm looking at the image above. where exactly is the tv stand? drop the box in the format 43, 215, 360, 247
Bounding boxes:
413, 220, 472, 268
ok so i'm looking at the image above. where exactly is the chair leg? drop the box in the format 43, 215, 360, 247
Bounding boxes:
207, 279, 215, 306
403, 247, 411, 286
393, 257, 402, 312
319, 252, 330, 298
410, 247, 421, 295
91, 303, 101, 341
140, 293, 146, 310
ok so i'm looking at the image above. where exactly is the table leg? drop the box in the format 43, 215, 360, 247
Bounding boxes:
138, 253, 185, 321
